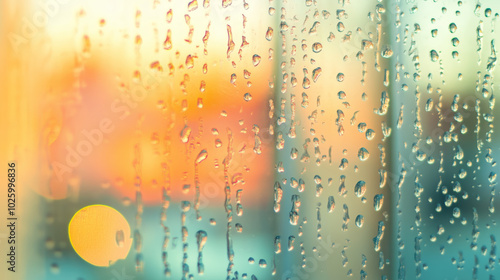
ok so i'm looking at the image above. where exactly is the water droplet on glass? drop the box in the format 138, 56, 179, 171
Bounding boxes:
180, 125, 192, 143
266, 27, 274, 41
358, 148, 370, 161
337, 22, 345, 32
485, 8, 492, 17
235, 223, 243, 233
355, 181, 367, 197
312, 42, 323, 53
188, 0, 198, 12
337, 73, 345, 82
374, 194, 384, 211
449, 23, 457, 33
366, 129, 375, 140
327, 196, 335, 213
222, 0, 232, 8
252, 54, 261, 66
430, 50, 439, 62
195, 150, 208, 164
355, 215, 364, 228
166, 9, 173, 23
381, 46, 393, 58
115, 230, 125, 247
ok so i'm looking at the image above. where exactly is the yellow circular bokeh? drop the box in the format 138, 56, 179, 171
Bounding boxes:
68, 204, 132, 267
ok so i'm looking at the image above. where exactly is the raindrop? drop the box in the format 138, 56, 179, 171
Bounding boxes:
312, 67, 322, 82
196, 230, 207, 274
266, 27, 274, 41
337, 22, 345, 32
337, 73, 345, 82
327, 196, 335, 212
355, 215, 365, 228
222, 0, 232, 8
188, 0, 198, 12
449, 23, 457, 33
195, 150, 208, 164
288, 236, 295, 251
116, 230, 125, 247
381, 46, 393, 58
358, 148, 370, 161
186, 55, 194, 69
273, 236, 282, 254
235, 223, 243, 233
252, 54, 261, 66
485, 8, 492, 17
455, 145, 464, 160
374, 194, 384, 211
355, 181, 367, 197
180, 125, 192, 143
366, 129, 376, 140
368, 233, 381, 263
312, 42, 323, 53
163, 30, 172, 50
339, 158, 349, 170
425, 98, 434, 112
430, 50, 439, 62
244, 93, 252, 102
358, 123, 367, 133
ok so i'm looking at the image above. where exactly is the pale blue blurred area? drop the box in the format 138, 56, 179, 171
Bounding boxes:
392, 0, 500, 279
30, 201, 276, 280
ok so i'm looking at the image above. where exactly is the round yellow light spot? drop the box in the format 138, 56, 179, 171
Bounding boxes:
68, 204, 132, 267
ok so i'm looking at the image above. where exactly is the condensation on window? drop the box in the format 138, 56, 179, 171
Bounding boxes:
1, 0, 500, 279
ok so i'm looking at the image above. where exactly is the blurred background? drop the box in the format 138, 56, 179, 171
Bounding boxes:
0, 0, 499, 279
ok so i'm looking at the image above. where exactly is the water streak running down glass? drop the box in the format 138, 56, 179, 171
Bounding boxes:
1, 0, 500, 279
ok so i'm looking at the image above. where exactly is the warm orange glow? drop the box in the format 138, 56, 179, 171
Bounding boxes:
68, 204, 132, 267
